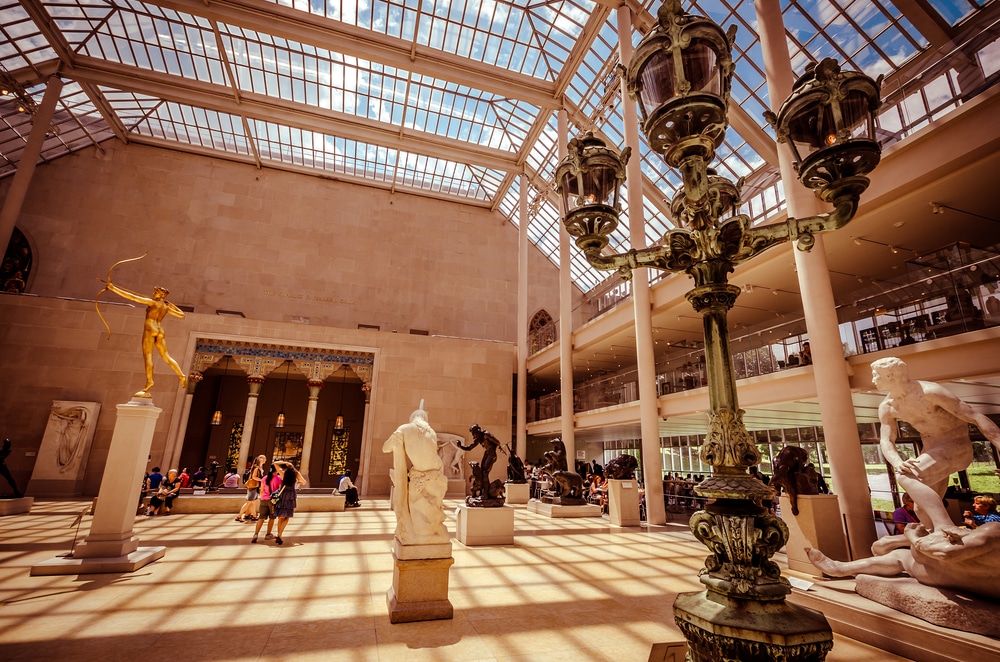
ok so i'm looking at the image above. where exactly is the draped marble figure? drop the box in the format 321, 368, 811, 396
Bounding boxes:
382, 403, 449, 545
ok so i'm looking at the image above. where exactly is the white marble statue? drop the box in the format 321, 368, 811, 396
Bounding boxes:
871, 357, 1000, 537
807, 357, 1000, 603
382, 403, 449, 545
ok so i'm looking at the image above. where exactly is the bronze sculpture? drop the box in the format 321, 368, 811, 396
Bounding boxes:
0, 439, 23, 498
771, 445, 820, 516
538, 438, 586, 504
96, 254, 187, 398
605, 454, 639, 480
459, 424, 506, 507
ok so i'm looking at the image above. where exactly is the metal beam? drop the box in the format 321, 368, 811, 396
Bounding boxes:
61, 55, 520, 172
141, 0, 560, 109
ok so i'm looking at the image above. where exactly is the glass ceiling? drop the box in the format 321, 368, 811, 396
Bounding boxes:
0, 0, 995, 291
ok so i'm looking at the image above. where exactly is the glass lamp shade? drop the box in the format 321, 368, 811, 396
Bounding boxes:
210, 409, 222, 426
626, 0, 734, 159
768, 58, 882, 194
333, 414, 345, 434
555, 132, 629, 254
275, 412, 285, 428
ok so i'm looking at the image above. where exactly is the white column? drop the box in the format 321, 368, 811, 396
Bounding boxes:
617, 5, 666, 526
236, 377, 264, 472
74, 399, 161, 558
0, 77, 63, 253
164, 373, 200, 470
557, 109, 577, 463
517, 172, 530, 459
359, 387, 373, 497
299, 380, 323, 480
755, 0, 876, 558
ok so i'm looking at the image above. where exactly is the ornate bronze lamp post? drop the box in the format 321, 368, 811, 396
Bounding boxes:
556, 1, 881, 659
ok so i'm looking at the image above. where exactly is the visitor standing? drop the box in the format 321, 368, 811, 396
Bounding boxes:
272, 460, 306, 545
252, 464, 281, 543
892, 492, 919, 534
236, 455, 266, 522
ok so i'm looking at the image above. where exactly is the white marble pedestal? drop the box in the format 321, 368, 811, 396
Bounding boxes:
780, 494, 850, 573
387, 538, 454, 623
608, 479, 641, 526
445, 477, 467, 498
504, 482, 529, 504
455, 504, 514, 545
0, 497, 33, 516
526, 500, 602, 518
32, 397, 166, 576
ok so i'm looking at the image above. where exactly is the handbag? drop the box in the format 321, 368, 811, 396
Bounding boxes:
269, 484, 285, 506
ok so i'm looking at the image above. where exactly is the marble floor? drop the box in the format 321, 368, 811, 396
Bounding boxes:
0, 498, 913, 661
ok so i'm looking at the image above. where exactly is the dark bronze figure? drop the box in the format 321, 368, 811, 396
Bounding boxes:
538, 438, 587, 505
771, 445, 820, 516
0, 439, 23, 498
506, 445, 527, 484
605, 454, 639, 480
460, 424, 506, 507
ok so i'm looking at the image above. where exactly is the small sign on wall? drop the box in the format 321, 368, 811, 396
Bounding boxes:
576, 450, 586, 459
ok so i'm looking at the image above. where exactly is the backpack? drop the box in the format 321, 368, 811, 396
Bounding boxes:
242, 467, 252, 484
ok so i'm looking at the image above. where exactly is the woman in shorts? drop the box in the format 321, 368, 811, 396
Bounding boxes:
252, 464, 281, 543
236, 455, 266, 522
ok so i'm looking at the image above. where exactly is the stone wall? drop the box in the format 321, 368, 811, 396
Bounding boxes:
0, 295, 514, 496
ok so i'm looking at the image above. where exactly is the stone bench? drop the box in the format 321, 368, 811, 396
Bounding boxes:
159, 492, 346, 514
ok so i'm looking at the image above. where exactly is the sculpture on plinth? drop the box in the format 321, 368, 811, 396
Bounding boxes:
381, 403, 449, 545
0, 439, 23, 498
806, 357, 1000, 633
771, 445, 821, 516
96, 253, 187, 398
605, 454, 638, 480
458, 424, 505, 507
538, 438, 586, 505
506, 445, 527, 484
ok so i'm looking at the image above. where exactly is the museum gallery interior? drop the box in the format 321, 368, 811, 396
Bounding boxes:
1, 0, 999, 659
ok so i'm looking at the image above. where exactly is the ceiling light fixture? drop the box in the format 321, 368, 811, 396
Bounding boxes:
333, 364, 349, 435
211, 356, 231, 426
275, 360, 290, 428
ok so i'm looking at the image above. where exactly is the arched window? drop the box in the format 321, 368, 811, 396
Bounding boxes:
1, 227, 32, 293
528, 309, 556, 354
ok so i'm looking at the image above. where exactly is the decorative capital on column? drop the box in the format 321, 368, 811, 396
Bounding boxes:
307, 380, 324, 399
247, 375, 265, 396
186, 371, 203, 395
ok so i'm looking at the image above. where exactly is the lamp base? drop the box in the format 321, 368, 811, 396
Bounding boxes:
674, 590, 832, 662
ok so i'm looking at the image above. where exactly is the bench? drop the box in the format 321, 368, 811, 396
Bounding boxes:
157, 492, 346, 514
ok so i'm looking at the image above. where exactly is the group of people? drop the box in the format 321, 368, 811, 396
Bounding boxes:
663, 473, 705, 511
236, 454, 306, 545
138, 465, 222, 516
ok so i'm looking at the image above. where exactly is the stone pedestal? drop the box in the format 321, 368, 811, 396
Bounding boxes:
780, 494, 850, 572
674, 590, 833, 661
526, 499, 602, 518
445, 477, 467, 498
455, 504, 514, 545
32, 397, 165, 576
608, 479, 641, 526
386, 538, 454, 624
0, 497, 33, 516
504, 481, 529, 504
855, 575, 1000, 638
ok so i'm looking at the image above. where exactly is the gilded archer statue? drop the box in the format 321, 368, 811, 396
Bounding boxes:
96, 253, 187, 398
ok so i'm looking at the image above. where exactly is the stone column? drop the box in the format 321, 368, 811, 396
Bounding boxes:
755, 0, 876, 559
557, 109, 577, 463
359, 386, 373, 497
33, 397, 166, 574
236, 376, 264, 472
617, 4, 666, 526
0, 77, 63, 254
299, 380, 324, 480
516, 172, 529, 460
165, 372, 201, 470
